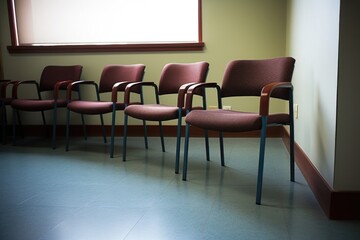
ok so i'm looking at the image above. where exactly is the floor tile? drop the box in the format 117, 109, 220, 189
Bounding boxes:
0, 137, 359, 240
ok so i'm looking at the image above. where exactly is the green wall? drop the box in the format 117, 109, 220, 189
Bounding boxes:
0, 0, 288, 125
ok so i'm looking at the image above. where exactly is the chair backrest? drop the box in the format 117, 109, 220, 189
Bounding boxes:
99, 64, 146, 93
158, 62, 209, 95
39, 65, 83, 92
221, 57, 295, 100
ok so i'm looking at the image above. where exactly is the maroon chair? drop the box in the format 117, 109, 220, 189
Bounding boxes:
123, 62, 209, 174
183, 57, 295, 205
11, 65, 83, 149
65, 64, 146, 158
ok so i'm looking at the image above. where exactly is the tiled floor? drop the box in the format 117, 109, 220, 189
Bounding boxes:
1, 136, 360, 240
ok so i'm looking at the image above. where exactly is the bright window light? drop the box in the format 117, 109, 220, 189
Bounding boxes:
13, 0, 200, 46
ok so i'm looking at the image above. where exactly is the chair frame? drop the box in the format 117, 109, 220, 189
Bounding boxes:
123, 81, 208, 173
183, 60, 295, 205
11, 65, 82, 149
65, 65, 146, 158
122, 62, 210, 173
65, 80, 104, 146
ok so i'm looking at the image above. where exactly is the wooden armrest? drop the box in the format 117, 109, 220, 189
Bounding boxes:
53, 80, 76, 100
111, 81, 132, 103
177, 83, 199, 108
66, 80, 96, 101
260, 82, 293, 116
185, 82, 219, 110
1, 80, 19, 99
12, 80, 38, 99
124, 82, 158, 105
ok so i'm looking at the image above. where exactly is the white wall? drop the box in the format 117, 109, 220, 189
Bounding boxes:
286, 0, 340, 187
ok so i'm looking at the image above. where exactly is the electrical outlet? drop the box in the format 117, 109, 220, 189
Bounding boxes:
294, 104, 299, 119
223, 106, 232, 110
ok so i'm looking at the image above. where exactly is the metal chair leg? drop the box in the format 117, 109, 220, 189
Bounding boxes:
256, 117, 267, 205
81, 113, 87, 140
41, 110, 47, 137
16, 111, 23, 138
122, 113, 128, 161
1, 103, 6, 145
100, 113, 107, 143
65, 109, 71, 151
142, 120, 148, 149
158, 121, 165, 152
219, 132, 225, 166
110, 105, 116, 158
290, 120, 295, 182
12, 109, 17, 146
289, 91, 295, 182
175, 115, 182, 174
52, 106, 57, 149
205, 129, 210, 161
182, 123, 191, 181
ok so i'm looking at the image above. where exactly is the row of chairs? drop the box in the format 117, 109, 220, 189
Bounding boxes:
1, 65, 83, 147
0, 57, 295, 204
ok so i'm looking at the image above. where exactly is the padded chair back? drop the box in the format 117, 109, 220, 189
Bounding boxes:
39, 65, 83, 92
158, 62, 209, 95
99, 64, 146, 93
221, 57, 295, 100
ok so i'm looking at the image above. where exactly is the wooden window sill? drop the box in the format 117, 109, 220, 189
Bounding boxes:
7, 42, 205, 54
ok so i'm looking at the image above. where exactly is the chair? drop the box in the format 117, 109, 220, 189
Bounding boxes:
11, 65, 83, 149
65, 64, 146, 157
123, 61, 210, 173
183, 57, 296, 205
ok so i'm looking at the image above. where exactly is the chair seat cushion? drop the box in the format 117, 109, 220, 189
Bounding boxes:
67, 101, 126, 114
125, 104, 182, 121
11, 99, 67, 111
185, 109, 290, 132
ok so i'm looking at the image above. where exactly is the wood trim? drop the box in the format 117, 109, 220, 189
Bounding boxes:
198, 0, 203, 43
282, 128, 360, 220
7, 0, 18, 46
7, 43, 205, 54
6, 124, 284, 138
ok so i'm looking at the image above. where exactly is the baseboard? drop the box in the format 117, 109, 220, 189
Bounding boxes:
282, 128, 360, 220
4, 124, 284, 138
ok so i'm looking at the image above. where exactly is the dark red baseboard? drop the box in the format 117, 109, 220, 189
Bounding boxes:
282, 128, 360, 220
4, 124, 360, 219
4, 124, 284, 138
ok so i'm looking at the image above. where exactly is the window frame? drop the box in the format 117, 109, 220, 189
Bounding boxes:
6, 0, 204, 54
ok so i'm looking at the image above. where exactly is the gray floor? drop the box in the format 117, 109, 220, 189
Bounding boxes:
1, 136, 360, 240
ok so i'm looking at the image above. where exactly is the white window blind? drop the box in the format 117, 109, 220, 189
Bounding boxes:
13, 0, 199, 46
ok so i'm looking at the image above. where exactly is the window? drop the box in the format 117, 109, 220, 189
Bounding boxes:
7, 0, 203, 53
